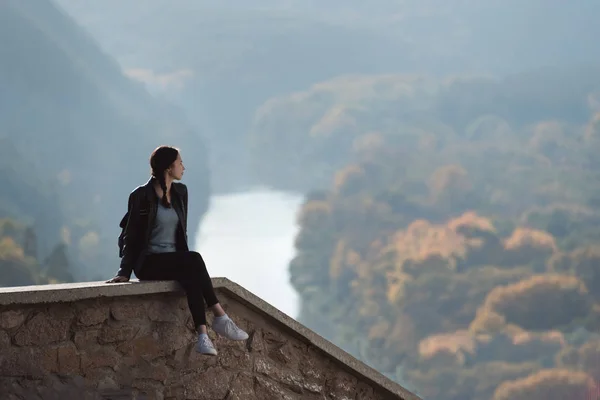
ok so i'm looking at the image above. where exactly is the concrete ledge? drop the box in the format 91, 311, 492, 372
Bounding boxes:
0, 279, 185, 306
0, 278, 420, 400
0, 280, 183, 306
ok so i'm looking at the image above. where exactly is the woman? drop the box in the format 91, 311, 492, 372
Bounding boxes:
106, 145, 248, 356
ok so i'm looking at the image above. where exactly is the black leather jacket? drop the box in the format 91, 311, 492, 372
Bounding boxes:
117, 178, 189, 278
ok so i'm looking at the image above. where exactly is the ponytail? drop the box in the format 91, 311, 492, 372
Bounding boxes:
149, 145, 179, 209
157, 174, 171, 208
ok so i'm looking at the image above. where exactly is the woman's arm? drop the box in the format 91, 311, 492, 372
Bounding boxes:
181, 184, 189, 244
113, 191, 141, 280
183, 184, 188, 227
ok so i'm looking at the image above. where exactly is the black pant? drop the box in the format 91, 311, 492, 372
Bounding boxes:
137, 251, 219, 328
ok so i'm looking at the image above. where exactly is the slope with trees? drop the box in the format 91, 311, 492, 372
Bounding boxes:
273, 70, 600, 399
0, 138, 75, 286
0, 0, 210, 282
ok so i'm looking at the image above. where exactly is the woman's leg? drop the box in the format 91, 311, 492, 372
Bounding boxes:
139, 252, 218, 355
140, 252, 248, 344
183, 252, 233, 319
181, 251, 248, 341
182, 251, 221, 313
139, 252, 209, 331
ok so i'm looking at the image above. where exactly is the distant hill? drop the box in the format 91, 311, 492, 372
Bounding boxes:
283, 70, 600, 400
54, 0, 600, 191
0, 0, 210, 280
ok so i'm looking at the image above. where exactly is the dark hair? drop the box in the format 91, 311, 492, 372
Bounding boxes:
149, 145, 179, 208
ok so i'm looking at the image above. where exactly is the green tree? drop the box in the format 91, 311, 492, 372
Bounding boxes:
44, 243, 73, 283
23, 226, 37, 259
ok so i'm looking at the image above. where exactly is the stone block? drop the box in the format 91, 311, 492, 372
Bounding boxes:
254, 375, 297, 400
0, 377, 43, 400
0, 330, 10, 347
0, 346, 57, 377
57, 342, 80, 375
167, 343, 219, 372
117, 333, 161, 360
246, 329, 266, 353
95, 387, 135, 400
153, 322, 194, 353
131, 379, 165, 399
13, 307, 73, 346
37, 375, 88, 400
217, 343, 252, 371
268, 340, 304, 368
263, 329, 287, 347
326, 373, 360, 399
77, 304, 109, 326
130, 359, 171, 383
83, 367, 119, 391
255, 356, 322, 395
74, 329, 99, 349
81, 346, 120, 371
299, 348, 327, 382
354, 381, 378, 400
146, 298, 181, 322
163, 384, 185, 400
0, 310, 27, 330
181, 367, 233, 400
110, 300, 148, 321
98, 321, 139, 344
224, 372, 256, 400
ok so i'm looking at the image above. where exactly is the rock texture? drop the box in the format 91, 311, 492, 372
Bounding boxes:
0, 283, 415, 400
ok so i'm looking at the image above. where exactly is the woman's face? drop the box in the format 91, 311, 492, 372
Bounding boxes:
168, 153, 185, 180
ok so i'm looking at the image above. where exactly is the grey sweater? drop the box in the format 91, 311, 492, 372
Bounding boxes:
147, 202, 179, 253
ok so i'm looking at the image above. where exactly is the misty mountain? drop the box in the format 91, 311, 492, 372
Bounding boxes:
0, 0, 210, 280
53, 0, 600, 192
50, 0, 422, 191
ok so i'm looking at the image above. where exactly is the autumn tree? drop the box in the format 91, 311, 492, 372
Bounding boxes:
568, 246, 600, 301
428, 164, 475, 212
502, 228, 557, 270
0, 236, 39, 287
492, 369, 595, 400
471, 275, 591, 333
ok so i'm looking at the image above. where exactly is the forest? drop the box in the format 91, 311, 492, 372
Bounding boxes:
0, 0, 210, 285
0, 135, 71, 287
271, 70, 600, 399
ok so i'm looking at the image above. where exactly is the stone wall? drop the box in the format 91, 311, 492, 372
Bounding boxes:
0, 279, 419, 400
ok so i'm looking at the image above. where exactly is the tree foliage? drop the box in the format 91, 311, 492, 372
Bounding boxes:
283, 71, 600, 399
0, 219, 73, 287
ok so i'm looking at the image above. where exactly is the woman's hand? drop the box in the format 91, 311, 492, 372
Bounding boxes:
106, 275, 130, 283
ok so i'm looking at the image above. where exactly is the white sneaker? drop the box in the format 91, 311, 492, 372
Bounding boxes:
212, 315, 249, 341
196, 334, 217, 356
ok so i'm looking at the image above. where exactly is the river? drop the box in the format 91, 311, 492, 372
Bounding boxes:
194, 188, 304, 319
